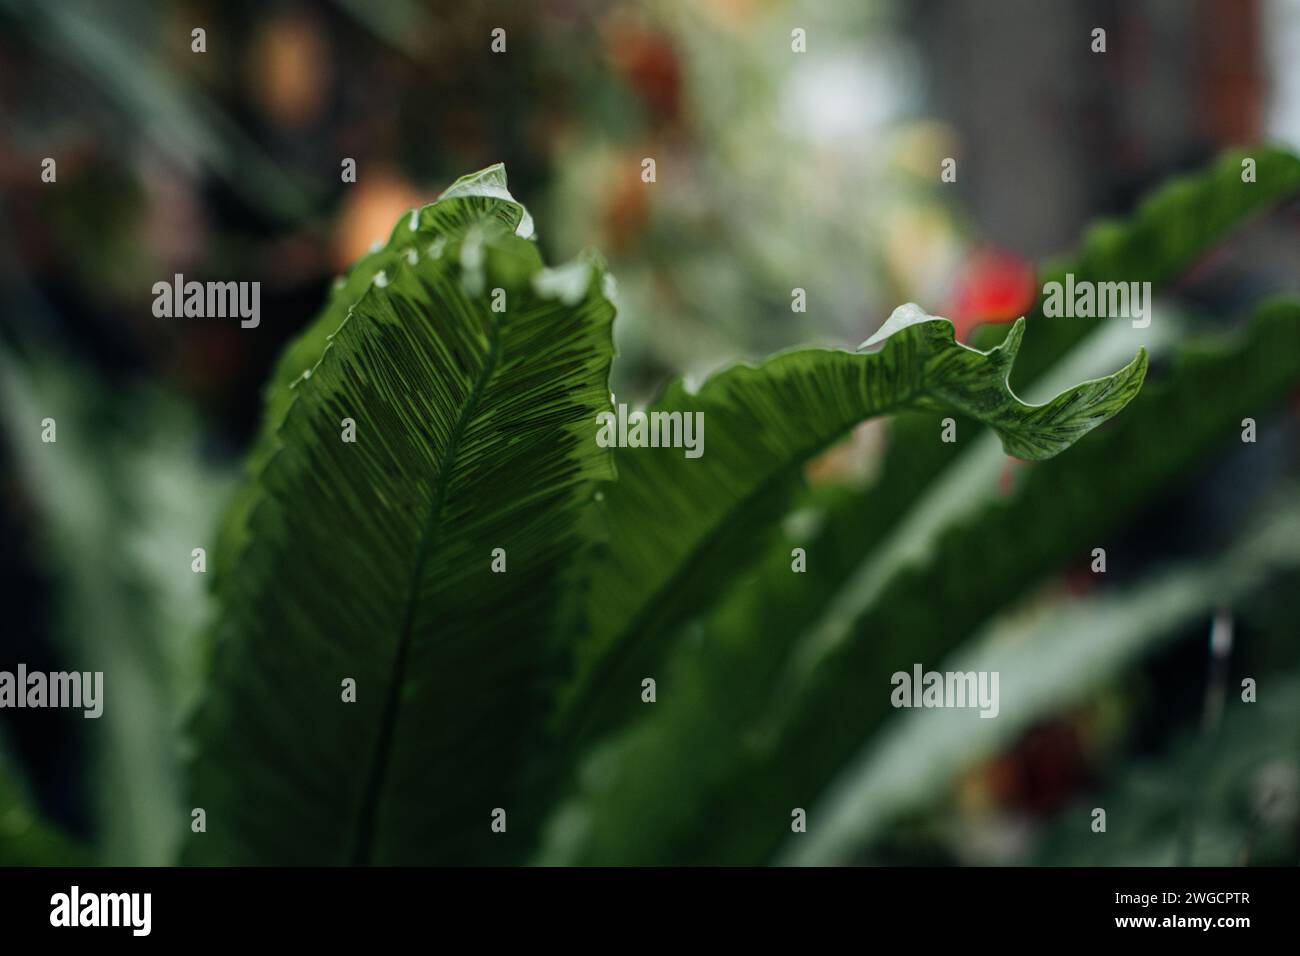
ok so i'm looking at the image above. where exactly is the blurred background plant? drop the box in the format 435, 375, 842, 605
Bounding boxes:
2, 0, 1300, 865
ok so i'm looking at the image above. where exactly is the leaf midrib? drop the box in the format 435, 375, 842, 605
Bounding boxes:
349, 316, 502, 865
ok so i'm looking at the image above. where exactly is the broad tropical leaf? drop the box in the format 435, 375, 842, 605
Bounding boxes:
214, 165, 537, 587
541, 297, 1300, 865
560, 305, 1146, 739
747, 301, 1300, 865
186, 167, 616, 864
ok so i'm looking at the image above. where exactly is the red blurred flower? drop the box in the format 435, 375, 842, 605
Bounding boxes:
947, 247, 1037, 341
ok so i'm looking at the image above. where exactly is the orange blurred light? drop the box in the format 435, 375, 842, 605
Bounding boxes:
248, 12, 332, 129
333, 169, 427, 271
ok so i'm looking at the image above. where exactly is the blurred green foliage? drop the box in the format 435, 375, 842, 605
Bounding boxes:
2, 0, 1299, 867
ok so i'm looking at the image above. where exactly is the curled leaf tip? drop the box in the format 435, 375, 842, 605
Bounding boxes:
860, 303, 952, 351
